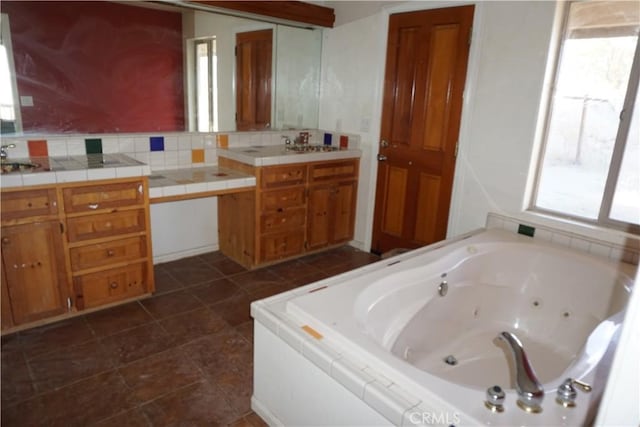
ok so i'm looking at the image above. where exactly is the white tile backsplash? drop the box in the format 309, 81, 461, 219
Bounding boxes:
66, 138, 85, 155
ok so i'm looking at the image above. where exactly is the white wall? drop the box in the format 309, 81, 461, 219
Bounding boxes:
319, 1, 557, 249
150, 197, 219, 263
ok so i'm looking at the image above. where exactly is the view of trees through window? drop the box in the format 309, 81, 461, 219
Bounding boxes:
535, 1, 639, 228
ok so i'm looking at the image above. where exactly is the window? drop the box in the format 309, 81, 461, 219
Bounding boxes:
533, 1, 640, 232
0, 13, 20, 133
193, 38, 218, 132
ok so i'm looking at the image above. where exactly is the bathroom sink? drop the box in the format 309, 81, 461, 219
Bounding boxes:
285, 145, 339, 153
0, 161, 41, 174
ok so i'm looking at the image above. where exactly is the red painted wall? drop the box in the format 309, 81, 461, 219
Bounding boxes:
3, 1, 184, 133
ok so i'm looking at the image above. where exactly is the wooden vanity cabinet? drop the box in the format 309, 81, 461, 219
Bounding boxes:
219, 157, 359, 269
62, 179, 154, 310
1, 188, 69, 328
1, 178, 155, 333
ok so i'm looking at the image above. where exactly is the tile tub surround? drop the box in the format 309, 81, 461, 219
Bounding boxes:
0, 129, 362, 172
486, 212, 640, 265
1, 245, 380, 426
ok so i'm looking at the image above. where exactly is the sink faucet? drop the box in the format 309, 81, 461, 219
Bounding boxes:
497, 331, 544, 413
1, 144, 16, 160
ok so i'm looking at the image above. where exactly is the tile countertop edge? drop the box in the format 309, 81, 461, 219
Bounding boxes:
217, 147, 362, 167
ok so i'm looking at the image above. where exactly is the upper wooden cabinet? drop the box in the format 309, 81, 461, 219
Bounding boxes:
219, 157, 359, 269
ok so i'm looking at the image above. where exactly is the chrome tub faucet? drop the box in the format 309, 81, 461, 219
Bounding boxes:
497, 331, 545, 413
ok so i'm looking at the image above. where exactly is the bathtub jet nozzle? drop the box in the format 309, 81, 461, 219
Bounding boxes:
497, 331, 544, 414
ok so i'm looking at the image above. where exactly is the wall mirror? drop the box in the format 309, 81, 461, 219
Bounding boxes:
0, 1, 323, 135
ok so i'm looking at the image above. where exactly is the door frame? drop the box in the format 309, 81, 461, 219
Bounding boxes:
362, 1, 485, 251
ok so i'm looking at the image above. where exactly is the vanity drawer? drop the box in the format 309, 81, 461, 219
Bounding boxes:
260, 231, 304, 262
261, 207, 306, 233
66, 209, 146, 242
69, 236, 147, 271
261, 164, 307, 189
261, 187, 306, 211
309, 160, 358, 182
1, 188, 58, 221
73, 262, 147, 309
63, 180, 144, 213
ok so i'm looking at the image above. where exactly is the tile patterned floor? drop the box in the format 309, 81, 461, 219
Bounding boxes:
1, 246, 379, 426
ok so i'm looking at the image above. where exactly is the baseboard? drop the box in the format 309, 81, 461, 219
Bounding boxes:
251, 396, 284, 427
152, 244, 219, 264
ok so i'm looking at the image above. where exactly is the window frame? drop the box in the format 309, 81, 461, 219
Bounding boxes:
192, 37, 218, 133
530, 1, 640, 235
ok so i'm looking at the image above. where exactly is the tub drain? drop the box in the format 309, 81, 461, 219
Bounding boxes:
444, 355, 458, 366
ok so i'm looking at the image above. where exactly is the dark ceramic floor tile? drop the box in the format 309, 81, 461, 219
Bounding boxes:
267, 259, 322, 281
1, 350, 36, 406
141, 380, 240, 426
1, 333, 22, 353
209, 293, 253, 326
235, 321, 254, 344
20, 317, 95, 359
100, 323, 173, 366
94, 408, 151, 427
29, 339, 115, 392
0, 394, 47, 427
118, 347, 202, 403
229, 412, 268, 427
39, 370, 140, 427
208, 257, 247, 276
229, 269, 282, 294
197, 250, 226, 265
153, 269, 184, 295
161, 256, 224, 287
286, 270, 329, 288
211, 367, 253, 414
299, 250, 347, 270
84, 302, 153, 337
141, 289, 204, 320
159, 307, 228, 346
183, 329, 253, 380
246, 282, 295, 301
189, 278, 244, 306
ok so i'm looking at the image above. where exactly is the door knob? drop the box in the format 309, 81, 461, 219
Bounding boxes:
380, 139, 389, 148
377, 154, 388, 161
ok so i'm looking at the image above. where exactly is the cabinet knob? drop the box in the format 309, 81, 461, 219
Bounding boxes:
1, 237, 10, 245
107, 249, 115, 257
109, 282, 119, 289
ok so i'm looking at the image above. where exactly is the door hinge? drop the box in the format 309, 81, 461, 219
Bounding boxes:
468, 27, 473, 46
60, 222, 64, 234
454, 141, 459, 157
67, 297, 72, 311
235, 46, 237, 56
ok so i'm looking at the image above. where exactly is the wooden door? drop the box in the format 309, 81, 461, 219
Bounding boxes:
236, 29, 272, 131
1, 221, 69, 324
372, 6, 473, 254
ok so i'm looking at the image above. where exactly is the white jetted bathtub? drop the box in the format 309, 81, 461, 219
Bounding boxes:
256, 229, 636, 426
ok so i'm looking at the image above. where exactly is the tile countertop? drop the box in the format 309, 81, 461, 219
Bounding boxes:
218, 145, 362, 167
148, 166, 256, 199
0, 154, 151, 188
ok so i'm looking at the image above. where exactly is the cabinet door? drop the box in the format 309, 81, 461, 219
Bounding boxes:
1, 221, 69, 324
306, 185, 332, 250
332, 181, 357, 244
